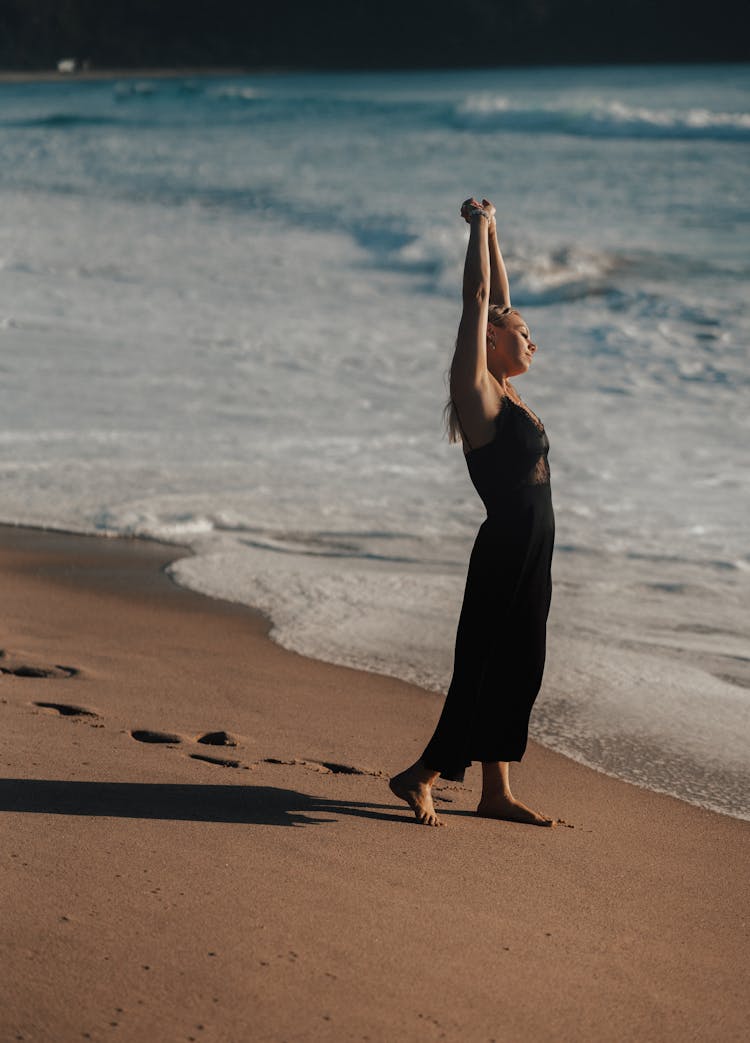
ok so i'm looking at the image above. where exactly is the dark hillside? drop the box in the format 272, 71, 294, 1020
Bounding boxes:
1, 0, 747, 72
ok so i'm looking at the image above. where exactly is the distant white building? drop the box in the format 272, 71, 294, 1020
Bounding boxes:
57, 58, 77, 74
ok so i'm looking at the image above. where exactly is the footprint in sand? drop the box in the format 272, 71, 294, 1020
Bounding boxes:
318, 761, 367, 775
130, 729, 182, 745
263, 757, 382, 777
34, 701, 98, 718
197, 731, 237, 747
131, 728, 243, 767
1, 649, 78, 679
190, 753, 241, 769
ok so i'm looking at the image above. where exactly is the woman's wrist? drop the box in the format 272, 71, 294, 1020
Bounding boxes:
464, 204, 491, 224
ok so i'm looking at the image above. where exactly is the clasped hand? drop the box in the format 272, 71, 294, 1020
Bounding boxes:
460, 197, 497, 228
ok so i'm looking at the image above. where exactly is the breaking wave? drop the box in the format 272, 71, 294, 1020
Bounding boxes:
456, 95, 750, 141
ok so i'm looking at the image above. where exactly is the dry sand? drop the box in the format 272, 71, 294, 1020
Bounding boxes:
1, 524, 748, 1042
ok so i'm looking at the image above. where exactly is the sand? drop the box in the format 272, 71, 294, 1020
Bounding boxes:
1, 524, 748, 1043
0, 68, 251, 83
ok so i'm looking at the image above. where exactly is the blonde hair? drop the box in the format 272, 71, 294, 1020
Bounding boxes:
445, 306, 520, 444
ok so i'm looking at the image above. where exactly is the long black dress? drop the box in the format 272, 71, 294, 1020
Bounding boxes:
421, 395, 554, 782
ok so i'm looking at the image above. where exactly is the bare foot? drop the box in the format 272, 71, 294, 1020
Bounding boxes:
476, 793, 557, 827
389, 768, 443, 827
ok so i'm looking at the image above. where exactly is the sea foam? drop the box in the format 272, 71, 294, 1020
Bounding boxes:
457, 95, 750, 140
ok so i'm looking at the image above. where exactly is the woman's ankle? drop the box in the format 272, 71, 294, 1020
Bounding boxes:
413, 760, 439, 785
479, 789, 514, 804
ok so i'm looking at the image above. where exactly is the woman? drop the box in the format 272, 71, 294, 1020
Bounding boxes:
390, 197, 558, 828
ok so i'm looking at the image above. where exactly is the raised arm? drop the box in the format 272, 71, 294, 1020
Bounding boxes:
449, 199, 504, 449
485, 199, 511, 309
450, 209, 491, 394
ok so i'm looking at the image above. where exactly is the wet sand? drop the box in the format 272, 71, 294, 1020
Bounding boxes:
1, 524, 748, 1042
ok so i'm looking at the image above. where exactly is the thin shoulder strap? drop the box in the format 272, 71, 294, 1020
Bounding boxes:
454, 396, 508, 451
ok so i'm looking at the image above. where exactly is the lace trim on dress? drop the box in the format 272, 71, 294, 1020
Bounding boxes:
505, 395, 545, 433
454, 394, 550, 485
505, 397, 550, 486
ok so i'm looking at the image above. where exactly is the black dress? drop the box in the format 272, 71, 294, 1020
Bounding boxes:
421, 396, 554, 782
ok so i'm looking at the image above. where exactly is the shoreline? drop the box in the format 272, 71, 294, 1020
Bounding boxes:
9, 521, 748, 823
1, 521, 748, 1040
0, 67, 254, 84
1, 59, 746, 86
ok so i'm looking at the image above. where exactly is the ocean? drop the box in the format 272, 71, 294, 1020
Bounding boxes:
1, 65, 748, 818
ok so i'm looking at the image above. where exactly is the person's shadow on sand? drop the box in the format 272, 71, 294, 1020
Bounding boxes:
0, 778, 419, 827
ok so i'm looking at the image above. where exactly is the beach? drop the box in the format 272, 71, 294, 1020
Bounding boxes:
1, 66, 748, 817
2, 523, 748, 1042
2, 64, 749, 1040
0, 67, 251, 83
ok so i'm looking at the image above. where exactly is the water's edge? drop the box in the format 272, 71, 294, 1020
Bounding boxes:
4, 518, 746, 823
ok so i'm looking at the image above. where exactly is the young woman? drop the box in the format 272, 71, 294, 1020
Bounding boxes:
390, 197, 558, 828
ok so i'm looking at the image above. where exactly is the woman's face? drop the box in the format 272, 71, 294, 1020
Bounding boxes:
487, 313, 537, 379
